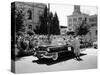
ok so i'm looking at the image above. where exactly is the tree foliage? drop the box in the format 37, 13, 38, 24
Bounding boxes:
34, 6, 60, 35
75, 18, 89, 36
11, 3, 25, 34
52, 12, 60, 35
16, 10, 25, 33
39, 6, 48, 35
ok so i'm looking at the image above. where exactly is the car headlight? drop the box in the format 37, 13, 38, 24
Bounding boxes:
47, 48, 50, 52
68, 47, 71, 51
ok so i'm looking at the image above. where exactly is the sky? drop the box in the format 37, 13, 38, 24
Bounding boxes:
50, 4, 98, 26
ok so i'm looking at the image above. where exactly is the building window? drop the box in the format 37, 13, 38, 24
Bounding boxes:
28, 25, 32, 30
78, 17, 82, 21
73, 18, 77, 22
69, 24, 72, 27
27, 9, 32, 20
68, 18, 72, 22
89, 18, 96, 22
91, 24, 95, 26
69, 28, 72, 31
96, 30, 97, 35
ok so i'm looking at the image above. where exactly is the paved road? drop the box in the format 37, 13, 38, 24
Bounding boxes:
15, 48, 97, 73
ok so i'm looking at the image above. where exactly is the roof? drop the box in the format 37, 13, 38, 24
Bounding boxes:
67, 13, 89, 17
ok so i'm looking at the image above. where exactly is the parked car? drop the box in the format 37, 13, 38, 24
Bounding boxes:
33, 44, 74, 61
93, 41, 97, 49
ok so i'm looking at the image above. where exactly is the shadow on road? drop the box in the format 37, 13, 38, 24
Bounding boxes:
32, 52, 87, 66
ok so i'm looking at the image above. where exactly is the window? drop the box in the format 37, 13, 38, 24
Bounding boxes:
91, 24, 95, 26
68, 18, 72, 22
89, 18, 96, 22
78, 17, 82, 21
73, 18, 77, 22
27, 9, 32, 20
69, 24, 72, 27
96, 30, 97, 35
28, 25, 32, 30
69, 28, 72, 31
68, 27, 73, 31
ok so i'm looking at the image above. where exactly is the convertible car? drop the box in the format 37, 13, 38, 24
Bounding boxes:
33, 44, 74, 61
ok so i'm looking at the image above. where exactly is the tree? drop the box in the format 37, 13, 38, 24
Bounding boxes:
48, 12, 53, 35
38, 7, 60, 35
15, 10, 25, 33
34, 25, 40, 34
39, 6, 48, 35
52, 12, 60, 35
75, 18, 89, 36
11, 4, 25, 34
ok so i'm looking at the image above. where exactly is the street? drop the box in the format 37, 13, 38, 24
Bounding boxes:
15, 48, 97, 73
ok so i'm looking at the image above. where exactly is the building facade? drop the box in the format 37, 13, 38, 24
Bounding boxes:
86, 15, 97, 42
67, 5, 97, 42
14, 2, 46, 32
67, 5, 89, 32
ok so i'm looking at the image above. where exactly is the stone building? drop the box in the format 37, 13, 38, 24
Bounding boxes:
67, 5, 97, 42
12, 1, 46, 32
86, 15, 97, 42
67, 5, 89, 32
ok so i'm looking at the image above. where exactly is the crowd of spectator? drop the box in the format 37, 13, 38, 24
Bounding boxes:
13, 33, 94, 58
